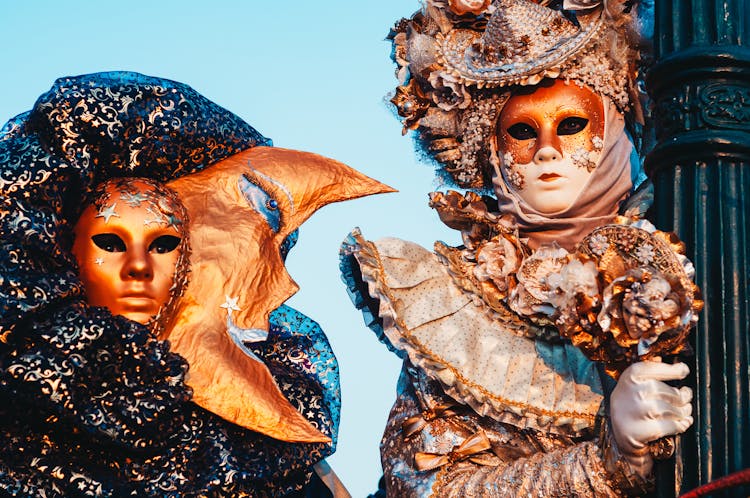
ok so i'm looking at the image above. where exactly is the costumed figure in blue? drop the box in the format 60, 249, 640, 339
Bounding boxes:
341, 0, 702, 496
0, 71, 389, 497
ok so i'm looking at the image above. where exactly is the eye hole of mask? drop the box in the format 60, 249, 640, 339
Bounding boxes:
238, 174, 281, 233
557, 117, 589, 136
506, 122, 537, 140
149, 235, 181, 254
92, 233, 126, 252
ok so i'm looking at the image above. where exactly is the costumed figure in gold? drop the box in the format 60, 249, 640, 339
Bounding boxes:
340, 1, 701, 496
0, 72, 391, 497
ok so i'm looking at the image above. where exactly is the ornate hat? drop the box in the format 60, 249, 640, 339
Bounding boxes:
439, 0, 605, 88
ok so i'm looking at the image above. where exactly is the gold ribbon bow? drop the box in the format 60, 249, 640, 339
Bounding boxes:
402, 403, 462, 439
414, 431, 493, 471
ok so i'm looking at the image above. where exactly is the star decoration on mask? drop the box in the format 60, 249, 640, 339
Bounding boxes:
96, 203, 119, 224
120, 191, 148, 207
220, 295, 241, 315
165, 214, 183, 231
143, 206, 167, 226
95, 258, 104, 266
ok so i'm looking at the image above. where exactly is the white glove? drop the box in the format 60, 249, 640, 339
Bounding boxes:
610, 361, 694, 477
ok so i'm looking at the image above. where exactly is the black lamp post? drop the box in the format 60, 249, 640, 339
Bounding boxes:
646, 2, 750, 496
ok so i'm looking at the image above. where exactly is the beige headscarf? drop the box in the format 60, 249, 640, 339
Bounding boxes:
494, 97, 636, 251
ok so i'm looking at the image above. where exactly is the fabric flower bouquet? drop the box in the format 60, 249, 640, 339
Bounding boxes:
431, 190, 703, 379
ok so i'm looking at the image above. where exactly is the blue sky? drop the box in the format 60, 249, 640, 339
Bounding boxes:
0, 1, 460, 495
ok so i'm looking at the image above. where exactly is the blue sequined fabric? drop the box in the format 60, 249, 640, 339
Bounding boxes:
0, 72, 338, 497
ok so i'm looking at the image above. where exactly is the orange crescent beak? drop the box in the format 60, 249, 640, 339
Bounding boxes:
165, 147, 393, 442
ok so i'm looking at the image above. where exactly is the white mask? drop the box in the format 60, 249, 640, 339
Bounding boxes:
495, 79, 605, 214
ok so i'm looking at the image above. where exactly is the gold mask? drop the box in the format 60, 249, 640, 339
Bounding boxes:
496, 79, 605, 213
72, 178, 189, 327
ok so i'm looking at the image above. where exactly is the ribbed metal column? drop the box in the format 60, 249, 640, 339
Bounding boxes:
645, 1, 750, 496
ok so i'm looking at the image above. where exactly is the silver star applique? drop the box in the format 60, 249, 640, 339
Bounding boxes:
143, 207, 167, 226
220, 295, 241, 315
120, 192, 148, 207
165, 214, 183, 231
96, 203, 119, 224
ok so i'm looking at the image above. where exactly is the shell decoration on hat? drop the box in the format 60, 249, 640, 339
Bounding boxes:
389, 0, 647, 190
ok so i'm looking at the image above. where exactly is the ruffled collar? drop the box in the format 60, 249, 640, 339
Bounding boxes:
344, 229, 606, 435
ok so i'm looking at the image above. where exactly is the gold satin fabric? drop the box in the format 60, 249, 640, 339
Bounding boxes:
166, 147, 393, 443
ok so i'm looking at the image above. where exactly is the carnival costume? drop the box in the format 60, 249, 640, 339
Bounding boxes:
0, 72, 387, 497
341, 1, 700, 496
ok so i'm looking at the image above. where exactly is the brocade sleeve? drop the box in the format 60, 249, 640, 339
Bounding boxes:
380, 362, 649, 498
432, 441, 620, 497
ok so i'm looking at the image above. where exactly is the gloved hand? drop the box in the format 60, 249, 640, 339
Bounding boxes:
610, 361, 693, 477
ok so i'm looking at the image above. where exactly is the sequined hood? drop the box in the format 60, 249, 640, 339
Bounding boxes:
0, 71, 344, 497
